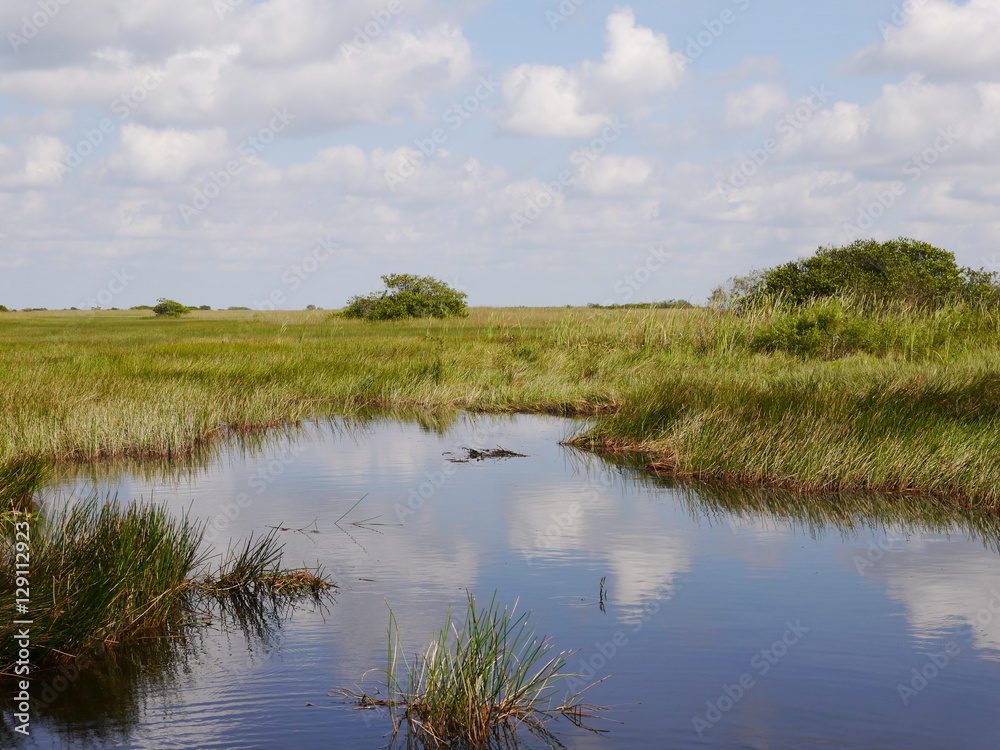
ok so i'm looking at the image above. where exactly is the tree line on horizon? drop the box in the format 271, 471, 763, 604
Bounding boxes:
2, 238, 996, 317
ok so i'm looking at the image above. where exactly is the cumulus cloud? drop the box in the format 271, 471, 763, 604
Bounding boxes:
497, 65, 608, 139
575, 154, 653, 196
5, 0, 1000, 310
724, 82, 790, 130
497, 7, 684, 137
0, 136, 67, 189
771, 76, 1000, 171
107, 125, 229, 183
0, 0, 474, 133
850, 0, 1000, 79
587, 7, 685, 100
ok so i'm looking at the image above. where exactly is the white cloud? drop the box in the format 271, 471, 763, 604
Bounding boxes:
0, 136, 66, 189
773, 76, 1000, 170
286, 145, 370, 185
107, 125, 229, 183
0, 3, 474, 133
498, 7, 684, 137
576, 154, 653, 196
851, 0, 1000, 79
724, 82, 790, 130
588, 7, 685, 100
498, 64, 608, 139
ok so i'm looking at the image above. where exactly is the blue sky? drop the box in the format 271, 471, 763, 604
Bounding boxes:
1, 0, 999, 309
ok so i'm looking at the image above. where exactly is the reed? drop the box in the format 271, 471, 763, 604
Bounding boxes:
338, 592, 602, 748
0, 493, 332, 673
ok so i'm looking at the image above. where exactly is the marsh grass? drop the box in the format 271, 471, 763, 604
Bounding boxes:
0, 494, 203, 670
0, 456, 49, 509
0, 493, 333, 672
2, 304, 1000, 504
192, 529, 332, 597
337, 593, 603, 748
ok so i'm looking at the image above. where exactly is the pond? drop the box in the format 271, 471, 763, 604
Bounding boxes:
5, 413, 1000, 749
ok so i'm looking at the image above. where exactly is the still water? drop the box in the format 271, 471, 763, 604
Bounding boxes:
6, 414, 1000, 749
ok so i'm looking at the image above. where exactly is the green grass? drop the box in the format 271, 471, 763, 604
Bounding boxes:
0, 303, 999, 505
0, 494, 332, 673
337, 592, 602, 748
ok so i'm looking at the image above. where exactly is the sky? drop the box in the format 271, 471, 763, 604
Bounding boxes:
1, 0, 999, 310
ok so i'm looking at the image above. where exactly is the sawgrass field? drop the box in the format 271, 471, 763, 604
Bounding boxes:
1, 302, 998, 506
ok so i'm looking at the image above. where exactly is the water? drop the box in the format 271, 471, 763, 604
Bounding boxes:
6, 414, 1000, 749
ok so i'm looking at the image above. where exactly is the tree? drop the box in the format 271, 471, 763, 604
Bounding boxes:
343, 274, 468, 320
0, 305, 9, 312
152, 298, 191, 317
719, 238, 999, 309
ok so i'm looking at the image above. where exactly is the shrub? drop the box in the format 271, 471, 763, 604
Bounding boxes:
152, 299, 191, 318
0, 305, 9, 312
719, 238, 999, 310
749, 299, 882, 358
343, 274, 468, 321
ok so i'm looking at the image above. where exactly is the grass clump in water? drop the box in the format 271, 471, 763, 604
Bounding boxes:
192, 529, 331, 597
0, 494, 333, 673
0, 495, 204, 670
337, 592, 604, 748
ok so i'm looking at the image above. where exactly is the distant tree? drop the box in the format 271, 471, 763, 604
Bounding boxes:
130, 305, 153, 310
588, 300, 695, 310
198, 305, 211, 310
152, 298, 191, 318
343, 274, 468, 320
716, 238, 999, 309
306, 304, 317, 310
227, 306, 251, 311
709, 269, 766, 310
0, 305, 9, 312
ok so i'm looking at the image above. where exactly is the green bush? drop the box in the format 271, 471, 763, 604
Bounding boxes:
0, 305, 10, 312
152, 299, 191, 318
750, 300, 882, 358
724, 237, 999, 309
343, 274, 468, 321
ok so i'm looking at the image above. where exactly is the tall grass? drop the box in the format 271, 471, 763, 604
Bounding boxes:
0, 493, 332, 672
0, 494, 204, 670
338, 592, 602, 748
0, 457, 48, 509
2, 304, 1000, 504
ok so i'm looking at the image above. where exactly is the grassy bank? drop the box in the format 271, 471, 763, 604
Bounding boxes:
1, 304, 999, 505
